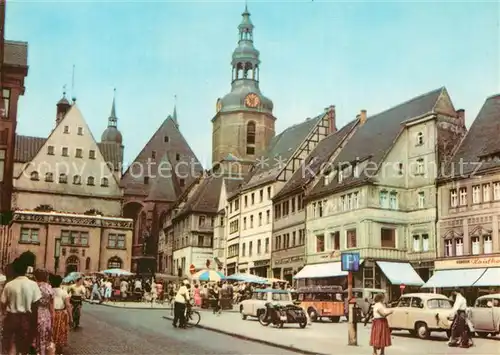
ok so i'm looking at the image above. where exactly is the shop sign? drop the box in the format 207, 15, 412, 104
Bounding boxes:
274, 255, 304, 266
435, 255, 500, 270
254, 259, 270, 267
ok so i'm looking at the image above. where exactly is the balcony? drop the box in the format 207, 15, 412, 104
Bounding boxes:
407, 250, 436, 261
194, 223, 214, 232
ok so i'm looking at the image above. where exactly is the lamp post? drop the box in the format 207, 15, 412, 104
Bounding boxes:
54, 238, 61, 275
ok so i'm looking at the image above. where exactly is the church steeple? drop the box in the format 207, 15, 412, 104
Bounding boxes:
108, 89, 118, 128
101, 89, 123, 144
56, 86, 71, 125
231, 5, 260, 83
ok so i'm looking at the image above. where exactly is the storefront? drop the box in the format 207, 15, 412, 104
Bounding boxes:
272, 255, 305, 284
251, 259, 270, 278
422, 254, 500, 300
226, 262, 236, 276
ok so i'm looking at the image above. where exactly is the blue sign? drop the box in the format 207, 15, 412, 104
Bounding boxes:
341, 252, 360, 272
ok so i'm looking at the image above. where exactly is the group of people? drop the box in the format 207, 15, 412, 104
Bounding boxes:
0, 252, 86, 355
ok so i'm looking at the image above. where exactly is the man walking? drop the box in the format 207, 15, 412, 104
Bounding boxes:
172, 280, 190, 328
448, 289, 470, 348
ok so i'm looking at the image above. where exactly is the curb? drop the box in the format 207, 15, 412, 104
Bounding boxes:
162, 315, 327, 355
85, 300, 172, 311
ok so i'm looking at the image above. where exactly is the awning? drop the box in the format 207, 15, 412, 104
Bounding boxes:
422, 268, 486, 288
473, 268, 500, 287
376, 261, 424, 286
294, 261, 347, 279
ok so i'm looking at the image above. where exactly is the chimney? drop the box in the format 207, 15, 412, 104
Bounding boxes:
456, 109, 465, 127
327, 105, 337, 133
359, 109, 367, 125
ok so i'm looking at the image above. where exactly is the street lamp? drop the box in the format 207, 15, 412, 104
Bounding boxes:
54, 238, 61, 274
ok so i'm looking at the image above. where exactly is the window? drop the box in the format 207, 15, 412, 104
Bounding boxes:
61, 230, 89, 246
89, 150, 96, 159
164, 136, 169, 143
59, 173, 68, 184
107, 256, 123, 269
2, 88, 10, 117
483, 184, 491, 202
346, 229, 357, 248
379, 191, 388, 208
45, 172, 53, 182
234, 199, 239, 211
472, 185, 481, 204
266, 210, 270, 224
416, 158, 424, 175
353, 192, 359, 209
397, 297, 411, 307
455, 238, 464, 256
416, 132, 424, 145
259, 190, 263, 203
250, 215, 254, 228
422, 234, 429, 251
494, 182, 500, 200
484, 235, 493, 254
316, 234, 325, 252
179, 178, 185, 187
398, 163, 403, 175
73, 175, 82, 185
47, 146, 55, 155
151, 150, 157, 159
471, 236, 480, 255
459, 187, 467, 206
62, 147, 68, 157
20, 228, 39, 243
257, 239, 262, 254
30, 171, 39, 181
87, 176, 95, 186
176, 153, 180, 161
291, 198, 295, 213
75, 148, 83, 158
298, 194, 304, 210
246, 146, 255, 155
108, 234, 126, 249
389, 192, 398, 209
427, 299, 452, 309
101, 177, 109, 187
411, 297, 423, 309
292, 231, 296, 247
418, 192, 425, 208
450, 189, 458, 207
318, 201, 323, 217
340, 196, 346, 211
198, 216, 206, 227
0, 150, 4, 182
241, 243, 246, 256
246, 121, 256, 146
444, 239, 453, 257
299, 229, 305, 245
63, 125, 70, 134
265, 238, 269, 253
258, 212, 262, 226
283, 200, 289, 217
77, 127, 83, 135
229, 220, 239, 234
251, 193, 255, 205
243, 217, 247, 230
331, 232, 340, 250
144, 176, 149, 184
275, 236, 281, 250
249, 241, 253, 256
413, 235, 420, 252
381, 228, 396, 248
267, 187, 271, 199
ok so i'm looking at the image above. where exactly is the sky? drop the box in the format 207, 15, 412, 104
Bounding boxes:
7, 0, 500, 169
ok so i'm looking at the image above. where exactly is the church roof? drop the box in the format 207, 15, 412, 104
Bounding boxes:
145, 154, 181, 203
14, 135, 122, 171
121, 116, 202, 198
175, 174, 224, 218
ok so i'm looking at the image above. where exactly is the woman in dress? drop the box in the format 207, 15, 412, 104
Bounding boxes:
369, 293, 393, 355
193, 284, 202, 307
51, 275, 72, 354
34, 269, 55, 355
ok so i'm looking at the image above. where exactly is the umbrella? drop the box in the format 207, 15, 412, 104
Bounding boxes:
101, 268, 134, 276
265, 277, 287, 284
62, 272, 83, 284
225, 273, 267, 284
192, 269, 224, 281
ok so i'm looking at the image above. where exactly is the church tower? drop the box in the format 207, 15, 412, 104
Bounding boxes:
212, 5, 276, 168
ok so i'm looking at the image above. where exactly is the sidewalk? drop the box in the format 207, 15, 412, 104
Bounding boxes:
88, 300, 238, 312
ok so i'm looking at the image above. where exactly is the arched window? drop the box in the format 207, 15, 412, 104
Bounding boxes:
246, 121, 256, 155
101, 177, 109, 187
45, 172, 53, 182
107, 256, 123, 269
73, 175, 81, 185
30, 171, 39, 181
59, 173, 67, 184
65, 255, 79, 275
85, 257, 91, 270
87, 176, 95, 186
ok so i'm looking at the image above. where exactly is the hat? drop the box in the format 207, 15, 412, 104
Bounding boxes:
183, 279, 190, 285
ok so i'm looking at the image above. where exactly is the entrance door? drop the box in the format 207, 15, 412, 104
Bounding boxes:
65, 255, 80, 275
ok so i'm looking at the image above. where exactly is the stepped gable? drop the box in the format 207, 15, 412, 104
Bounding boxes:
121, 116, 202, 197
444, 94, 500, 177
176, 173, 224, 217
311, 87, 445, 196
274, 118, 358, 199
243, 115, 322, 190
14, 135, 121, 170
145, 153, 181, 202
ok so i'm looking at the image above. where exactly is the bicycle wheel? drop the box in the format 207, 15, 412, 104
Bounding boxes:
187, 310, 201, 327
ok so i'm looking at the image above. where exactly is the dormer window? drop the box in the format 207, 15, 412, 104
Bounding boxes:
30, 171, 39, 181
416, 132, 424, 145
87, 176, 95, 186
164, 136, 169, 143
63, 126, 69, 134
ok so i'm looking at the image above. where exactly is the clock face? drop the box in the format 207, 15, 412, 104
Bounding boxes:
245, 93, 260, 108
216, 99, 222, 113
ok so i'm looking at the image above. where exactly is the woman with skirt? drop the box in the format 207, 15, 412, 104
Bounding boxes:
51, 275, 72, 354
34, 269, 55, 355
370, 293, 393, 355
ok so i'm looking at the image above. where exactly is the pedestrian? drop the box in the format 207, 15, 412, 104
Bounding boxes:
91, 278, 102, 303
448, 289, 470, 348
1, 257, 42, 355
193, 284, 201, 307
104, 279, 113, 302
33, 269, 54, 355
51, 275, 72, 354
172, 279, 190, 328
369, 293, 393, 355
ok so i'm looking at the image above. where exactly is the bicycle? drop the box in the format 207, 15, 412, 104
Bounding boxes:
185, 303, 201, 327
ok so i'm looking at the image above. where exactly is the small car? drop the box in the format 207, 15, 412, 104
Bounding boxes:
387, 293, 452, 339
469, 293, 500, 338
240, 289, 294, 320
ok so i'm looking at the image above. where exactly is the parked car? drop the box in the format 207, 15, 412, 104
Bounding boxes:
240, 289, 293, 320
470, 293, 500, 338
387, 293, 452, 339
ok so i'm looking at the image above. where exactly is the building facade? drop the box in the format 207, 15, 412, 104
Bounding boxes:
302, 88, 466, 299
428, 94, 500, 291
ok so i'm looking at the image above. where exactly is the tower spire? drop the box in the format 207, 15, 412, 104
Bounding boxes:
231, 4, 260, 83
71, 64, 77, 103
108, 88, 117, 127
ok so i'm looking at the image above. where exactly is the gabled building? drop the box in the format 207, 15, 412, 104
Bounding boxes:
426, 94, 500, 290
224, 109, 337, 277
302, 88, 466, 299
271, 113, 359, 282
121, 111, 203, 274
